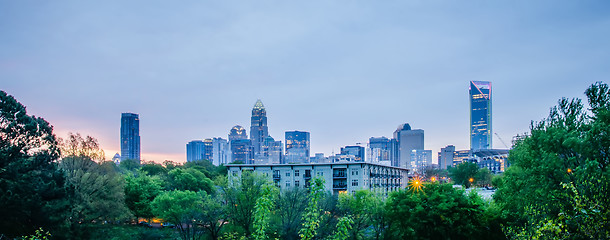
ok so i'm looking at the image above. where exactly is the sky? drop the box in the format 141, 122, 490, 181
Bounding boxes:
2, 1, 609, 163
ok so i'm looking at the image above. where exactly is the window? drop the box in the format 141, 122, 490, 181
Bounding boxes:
294, 170, 300, 177
286, 181, 291, 187
317, 172, 324, 176
295, 181, 300, 187
286, 172, 291, 177
352, 180, 359, 186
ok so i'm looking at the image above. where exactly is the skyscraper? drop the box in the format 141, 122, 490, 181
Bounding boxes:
438, 145, 456, 170
368, 137, 391, 164
120, 113, 140, 163
285, 131, 310, 163
392, 123, 424, 169
341, 145, 365, 162
186, 140, 206, 162
250, 100, 269, 160
470, 81, 492, 150
228, 125, 253, 164
212, 137, 230, 166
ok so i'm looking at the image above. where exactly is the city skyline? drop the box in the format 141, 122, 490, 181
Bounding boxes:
2, 1, 608, 163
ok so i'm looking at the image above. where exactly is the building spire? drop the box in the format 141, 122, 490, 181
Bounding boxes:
253, 99, 265, 110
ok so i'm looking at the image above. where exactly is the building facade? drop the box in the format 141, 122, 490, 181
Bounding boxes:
470, 81, 492, 150
227, 162, 408, 195
341, 145, 365, 162
120, 113, 140, 163
186, 140, 206, 162
250, 100, 269, 160
368, 137, 391, 165
410, 149, 432, 173
438, 145, 456, 170
212, 137, 230, 166
392, 123, 424, 169
285, 131, 310, 163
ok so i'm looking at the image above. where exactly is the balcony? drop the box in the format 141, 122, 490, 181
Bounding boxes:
333, 173, 347, 179
273, 174, 280, 180
333, 184, 347, 189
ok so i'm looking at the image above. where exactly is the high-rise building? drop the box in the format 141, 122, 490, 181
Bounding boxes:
228, 125, 253, 164
229, 125, 248, 141
411, 149, 432, 173
212, 137, 230, 166
470, 81, 492, 150
341, 145, 365, 162
186, 140, 206, 162
230, 139, 254, 164
112, 153, 121, 165
392, 123, 424, 169
438, 145, 456, 170
368, 137, 391, 164
250, 100, 269, 159
261, 136, 282, 164
120, 113, 140, 163
285, 131, 310, 163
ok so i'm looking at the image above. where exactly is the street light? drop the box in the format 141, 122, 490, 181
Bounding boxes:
469, 177, 474, 183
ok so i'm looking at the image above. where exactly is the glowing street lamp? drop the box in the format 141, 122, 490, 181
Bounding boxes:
409, 176, 423, 192
430, 176, 437, 182
469, 177, 474, 183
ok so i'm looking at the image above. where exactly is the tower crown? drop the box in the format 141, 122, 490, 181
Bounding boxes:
253, 99, 265, 111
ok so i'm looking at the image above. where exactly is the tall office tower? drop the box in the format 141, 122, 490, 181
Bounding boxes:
228, 125, 252, 164
203, 139, 213, 161
410, 149, 432, 173
438, 145, 456, 170
470, 81, 492, 150
229, 125, 248, 141
285, 131, 310, 163
261, 136, 283, 164
453, 150, 472, 166
120, 113, 140, 163
230, 139, 254, 164
212, 137, 230, 166
250, 100, 269, 160
112, 153, 121, 165
341, 145, 365, 162
186, 140, 206, 162
368, 137, 391, 164
392, 123, 424, 169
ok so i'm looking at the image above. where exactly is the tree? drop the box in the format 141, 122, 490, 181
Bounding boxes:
495, 82, 610, 238
59, 133, 130, 238
152, 190, 205, 240
272, 187, 308, 240
167, 168, 214, 193
252, 184, 278, 240
385, 183, 503, 239
200, 193, 229, 240
223, 172, 269, 237
0, 90, 68, 238
124, 173, 163, 220
449, 162, 479, 188
299, 177, 325, 240
337, 190, 379, 239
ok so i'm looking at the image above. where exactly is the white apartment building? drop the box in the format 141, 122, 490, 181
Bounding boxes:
227, 162, 409, 195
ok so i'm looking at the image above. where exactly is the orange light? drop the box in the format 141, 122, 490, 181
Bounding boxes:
430, 176, 436, 182
409, 176, 424, 192
567, 168, 572, 174
469, 178, 474, 183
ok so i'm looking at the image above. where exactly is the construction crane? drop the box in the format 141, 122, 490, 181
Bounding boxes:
494, 133, 509, 149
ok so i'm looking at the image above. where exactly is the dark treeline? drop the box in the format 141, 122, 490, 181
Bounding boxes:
1, 82, 610, 240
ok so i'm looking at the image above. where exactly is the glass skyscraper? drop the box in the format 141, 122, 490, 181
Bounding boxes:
470, 81, 492, 150
250, 100, 269, 159
285, 131, 310, 163
392, 123, 424, 169
228, 125, 253, 164
186, 140, 206, 162
120, 113, 140, 163
368, 137, 391, 164
341, 145, 365, 162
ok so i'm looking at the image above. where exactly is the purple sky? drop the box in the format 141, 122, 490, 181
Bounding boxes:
2, 1, 609, 163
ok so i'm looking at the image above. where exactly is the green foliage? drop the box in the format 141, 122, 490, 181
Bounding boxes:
183, 159, 227, 179
20, 228, 51, 240
331, 215, 354, 240
299, 177, 325, 240
337, 190, 381, 239
59, 134, 130, 238
151, 190, 205, 240
119, 159, 141, 173
200, 193, 229, 240
0, 90, 68, 237
140, 162, 168, 176
223, 171, 270, 237
272, 187, 308, 240
385, 183, 504, 239
167, 167, 214, 193
449, 162, 479, 188
252, 184, 279, 240
496, 82, 610, 239
124, 173, 163, 220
